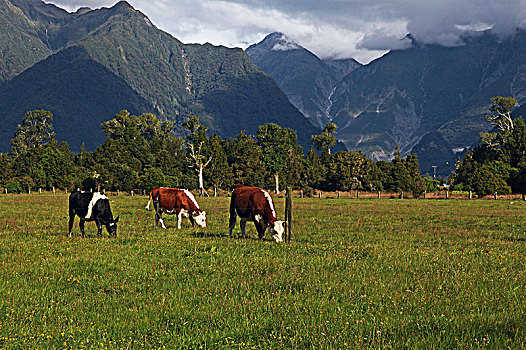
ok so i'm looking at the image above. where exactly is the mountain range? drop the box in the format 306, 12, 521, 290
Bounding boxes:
247, 31, 526, 176
0, 0, 319, 152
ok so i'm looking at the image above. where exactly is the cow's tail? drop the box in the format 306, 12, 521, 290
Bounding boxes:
145, 190, 153, 211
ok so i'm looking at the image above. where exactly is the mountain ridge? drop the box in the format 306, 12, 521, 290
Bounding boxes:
0, 0, 319, 152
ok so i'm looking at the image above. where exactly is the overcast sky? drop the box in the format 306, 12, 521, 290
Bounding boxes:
45, 0, 526, 64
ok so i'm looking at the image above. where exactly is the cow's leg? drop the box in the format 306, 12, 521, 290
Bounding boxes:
189, 215, 195, 227
256, 222, 265, 240
177, 210, 183, 229
240, 219, 247, 239
79, 220, 86, 238
154, 212, 160, 228
68, 213, 75, 237
228, 209, 237, 237
157, 209, 167, 229
159, 216, 166, 229
154, 201, 166, 229
96, 220, 103, 236
156, 212, 166, 229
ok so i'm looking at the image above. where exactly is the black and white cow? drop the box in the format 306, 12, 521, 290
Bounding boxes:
68, 190, 119, 237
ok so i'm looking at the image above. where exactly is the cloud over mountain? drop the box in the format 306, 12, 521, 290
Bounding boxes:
46, 0, 525, 63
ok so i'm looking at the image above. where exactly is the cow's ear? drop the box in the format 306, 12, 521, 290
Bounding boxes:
114, 215, 120, 223
202, 211, 206, 215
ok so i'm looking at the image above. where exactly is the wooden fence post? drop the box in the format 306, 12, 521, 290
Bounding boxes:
285, 187, 292, 243
377, 191, 381, 199
423, 190, 426, 199
494, 191, 498, 200
356, 191, 359, 199
318, 191, 322, 199
400, 192, 403, 199
469, 191, 472, 200
446, 190, 449, 199
300, 190, 303, 198
337, 192, 340, 199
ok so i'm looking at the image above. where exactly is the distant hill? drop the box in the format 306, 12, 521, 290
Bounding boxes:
246, 33, 361, 130
0, 0, 319, 152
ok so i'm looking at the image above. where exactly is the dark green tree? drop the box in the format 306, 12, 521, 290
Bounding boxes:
479, 96, 518, 147
257, 123, 301, 193
10, 110, 56, 157
205, 134, 233, 192
304, 146, 325, 188
453, 97, 525, 193
281, 147, 304, 189
471, 165, 511, 196
95, 110, 156, 190
311, 122, 337, 154
0, 153, 11, 188
325, 151, 371, 191
226, 131, 264, 187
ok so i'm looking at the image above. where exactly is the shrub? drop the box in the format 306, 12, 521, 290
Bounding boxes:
301, 186, 315, 198
5, 180, 23, 194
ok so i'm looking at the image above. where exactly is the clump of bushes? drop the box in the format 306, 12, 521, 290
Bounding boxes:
301, 186, 315, 198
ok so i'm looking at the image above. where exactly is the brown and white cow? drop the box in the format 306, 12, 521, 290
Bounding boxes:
153, 188, 206, 229
228, 185, 284, 242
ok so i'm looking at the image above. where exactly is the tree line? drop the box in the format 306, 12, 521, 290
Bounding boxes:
0, 96, 522, 197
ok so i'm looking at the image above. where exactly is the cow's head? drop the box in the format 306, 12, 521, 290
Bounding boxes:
269, 220, 284, 242
105, 215, 119, 236
192, 211, 206, 228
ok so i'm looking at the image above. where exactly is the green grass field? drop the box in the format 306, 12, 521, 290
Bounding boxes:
0, 194, 525, 349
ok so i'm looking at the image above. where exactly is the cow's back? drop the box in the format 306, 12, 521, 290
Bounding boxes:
231, 186, 268, 219
69, 191, 93, 218
156, 188, 198, 212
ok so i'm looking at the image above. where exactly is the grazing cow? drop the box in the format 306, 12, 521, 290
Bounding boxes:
145, 187, 165, 211
228, 185, 284, 242
68, 191, 119, 237
153, 188, 206, 229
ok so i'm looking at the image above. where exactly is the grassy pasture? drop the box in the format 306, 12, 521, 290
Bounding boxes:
0, 193, 525, 349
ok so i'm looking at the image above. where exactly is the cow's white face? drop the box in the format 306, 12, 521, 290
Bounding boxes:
192, 211, 206, 228
270, 220, 284, 242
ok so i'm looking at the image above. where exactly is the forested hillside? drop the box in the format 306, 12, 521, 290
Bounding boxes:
0, 0, 318, 152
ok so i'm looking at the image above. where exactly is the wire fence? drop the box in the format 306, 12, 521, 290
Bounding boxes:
3, 187, 525, 201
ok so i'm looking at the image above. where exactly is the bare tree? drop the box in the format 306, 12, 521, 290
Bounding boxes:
186, 141, 212, 197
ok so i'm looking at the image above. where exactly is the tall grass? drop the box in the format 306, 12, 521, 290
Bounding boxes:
0, 194, 525, 348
